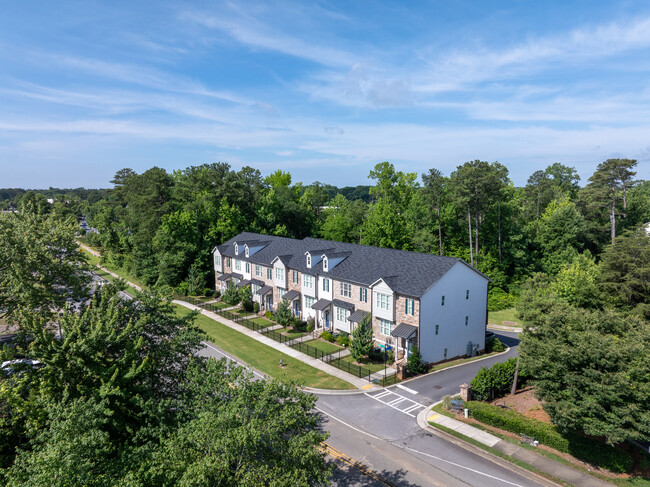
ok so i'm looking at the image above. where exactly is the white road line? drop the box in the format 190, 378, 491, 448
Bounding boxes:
403, 446, 528, 487
374, 391, 393, 400
396, 384, 418, 394
316, 407, 527, 487
404, 404, 425, 414
364, 392, 427, 417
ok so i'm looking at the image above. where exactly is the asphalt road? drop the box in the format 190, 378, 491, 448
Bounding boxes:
313, 330, 546, 487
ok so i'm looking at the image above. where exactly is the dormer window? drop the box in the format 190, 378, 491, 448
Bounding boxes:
245, 246, 249, 257
323, 256, 328, 271
234, 243, 239, 255
306, 254, 311, 268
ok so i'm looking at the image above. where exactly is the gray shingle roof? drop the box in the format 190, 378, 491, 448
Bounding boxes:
218, 232, 487, 298
348, 310, 370, 323
283, 290, 300, 301
391, 323, 418, 339
332, 299, 354, 310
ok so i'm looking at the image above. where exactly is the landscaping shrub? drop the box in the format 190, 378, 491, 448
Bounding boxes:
486, 337, 507, 353
441, 395, 453, 410
386, 349, 394, 364
466, 401, 633, 473
203, 287, 213, 297
305, 318, 315, 332
470, 358, 516, 401
337, 335, 350, 347
350, 315, 373, 360
222, 285, 240, 306
176, 281, 190, 296
214, 290, 221, 299
321, 331, 335, 342
242, 298, 254, 312
253, 301, 260, 313
407, 345, 426, 375
264, 310, 274, 320
275, 299, 292, 326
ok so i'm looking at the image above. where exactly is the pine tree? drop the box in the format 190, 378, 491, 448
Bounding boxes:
350, 315, 373, 360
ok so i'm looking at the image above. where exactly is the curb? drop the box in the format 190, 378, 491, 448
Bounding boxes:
416, 404, 561, 487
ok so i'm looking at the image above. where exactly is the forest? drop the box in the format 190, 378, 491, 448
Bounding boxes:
5, 158, 647, 312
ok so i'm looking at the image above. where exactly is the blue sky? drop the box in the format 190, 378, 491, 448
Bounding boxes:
1, 1, 649, 189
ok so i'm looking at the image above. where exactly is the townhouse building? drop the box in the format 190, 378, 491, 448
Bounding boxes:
214, 232, 490, 365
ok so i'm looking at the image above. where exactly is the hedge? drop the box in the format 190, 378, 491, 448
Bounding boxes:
466, 401, 633, 473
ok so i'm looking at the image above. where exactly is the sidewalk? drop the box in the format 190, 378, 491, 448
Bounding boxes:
419, 407, 615, 487
174, 300, 377, 390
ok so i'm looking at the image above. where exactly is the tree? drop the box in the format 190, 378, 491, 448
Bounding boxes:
551, 251, 600, 309
588, 159, 638, 245
0, 206, 91, 322
350, 315, 373, 360
597, 228, 650, 318
186, 262, 205, 296
222, 284, 241, 306
406, 345, 426, 375
239, 285, 253, 312
421, 168, 446, 255
133, 360, 332, 486
275, 299, 292, 327
518, 279, 650, 445
537, 196, 586, 274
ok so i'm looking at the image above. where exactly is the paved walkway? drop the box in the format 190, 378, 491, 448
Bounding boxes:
420, 409, 615, 487
174, 300, 375, 390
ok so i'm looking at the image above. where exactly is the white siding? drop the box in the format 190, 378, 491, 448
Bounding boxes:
419, 262, 488, 364
273, 261, 287, 289
372, 280, 394, 321
318, 276, 333, 301
213, 249, 223, 272
302, 273, 316, 298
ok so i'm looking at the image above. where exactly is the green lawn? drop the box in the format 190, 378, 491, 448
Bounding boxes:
278, 327, 308, 340
234, 308, 255, 317
334, 354, 387, 373
213, 301, 230, 309
302, 339, 344, 355
488, 307, 519, 326
249, 317, 275, 328
178, 306, 355, 390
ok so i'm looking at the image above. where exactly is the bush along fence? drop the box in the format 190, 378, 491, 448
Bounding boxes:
176, 296, 398, 386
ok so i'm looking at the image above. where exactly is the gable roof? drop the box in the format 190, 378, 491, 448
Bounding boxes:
217, 231, 488, 297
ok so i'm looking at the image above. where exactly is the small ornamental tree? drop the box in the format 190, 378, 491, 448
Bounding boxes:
406, 345, 426, 375
275, 299, 292, 327
222, 284, 240, 306
350, 315, 373, 360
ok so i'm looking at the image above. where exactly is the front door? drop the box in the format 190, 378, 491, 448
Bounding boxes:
324, 310, 330, 329
293, 300, 300, 317
407, 338, 414, 357
266, 294, 273, 310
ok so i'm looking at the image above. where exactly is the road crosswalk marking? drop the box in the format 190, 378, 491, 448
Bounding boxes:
364, 390, 428, 417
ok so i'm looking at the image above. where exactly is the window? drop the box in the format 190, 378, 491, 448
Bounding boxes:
305, 296, 315, 309
245, 262, 250, 273
435, 324, 439, 335
322, 278, 329, 292
215, 255, 221, 266
256, 265, 262, 277
245, 247, 249, 257
380, 318, 393, 335
376, 292, 391, 311
341, 282, 351, 298
234, 260, 241, 271
226, 257, 231, 267
441, 295, 445, 306
405, 298, 415, 316
465, 316, 468, 326
275, 268, 284, 281
323, 257, 328, 271
292, 270, 299, 283
444, 348, 448, 359
251, 283, 260, 294
279, 287, 286, 299
360, 287, 368, 303
466, 289, 469, 300
303, 274, 313, 289
234, 243, 239, 255
306, 254, 311, 267
267, 268, 272, 279
336, 306, 350, 322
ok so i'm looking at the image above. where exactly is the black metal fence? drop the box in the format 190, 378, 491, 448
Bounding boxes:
175, 295, 399, 386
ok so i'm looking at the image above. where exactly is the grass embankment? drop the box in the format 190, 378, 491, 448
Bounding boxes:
488, 308, 519, 326
179, 307, 355, 390
334, 354, 386, 373
428, 351, 506, 373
